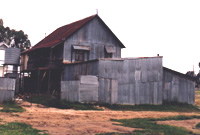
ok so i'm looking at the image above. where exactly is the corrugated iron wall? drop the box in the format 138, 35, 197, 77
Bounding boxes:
163, 69, 195, 104
62, 57, 195, 105
0, 78, 15, 102
63, 57, 163, 105
63, 17, 121, 63
98, 57, 163, 105
61, 76, 98, 103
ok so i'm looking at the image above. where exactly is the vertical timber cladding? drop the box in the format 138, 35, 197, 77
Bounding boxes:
163, 68, 195, 104
98, 57, 163, 105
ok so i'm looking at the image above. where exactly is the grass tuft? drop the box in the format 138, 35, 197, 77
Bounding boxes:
0, 101, 25, 113
196, 122, 200, 129
108, 115, 200, 135
0, 122, 48, 135
25, 95, 102, 110
24, 94, 200, 112
99, 102, 200, 112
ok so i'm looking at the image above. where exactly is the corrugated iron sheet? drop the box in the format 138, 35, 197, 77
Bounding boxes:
22, 14, 125, 54
22, 15, 97, 54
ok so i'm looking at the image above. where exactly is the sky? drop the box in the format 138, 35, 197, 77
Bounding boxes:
0, 0, 200, 74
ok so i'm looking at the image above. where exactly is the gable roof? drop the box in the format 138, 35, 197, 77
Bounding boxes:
22, 14, 125, 54
0, 42, 9, 49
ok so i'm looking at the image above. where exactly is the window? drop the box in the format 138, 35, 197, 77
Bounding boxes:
75, 50, 84, 62
104, 46, 115, 58
105, 51, 112, 58
72, 45, 90, 62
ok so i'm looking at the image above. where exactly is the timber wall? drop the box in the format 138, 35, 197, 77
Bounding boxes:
63, 60, 99, 81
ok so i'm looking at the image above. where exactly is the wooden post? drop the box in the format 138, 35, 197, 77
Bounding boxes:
22, 72, 25, 93
48, 70, 51, 94
37, 70, 40, 94
2, 65, 4, 77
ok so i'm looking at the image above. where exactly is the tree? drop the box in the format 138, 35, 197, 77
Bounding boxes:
0, 19, 3, 26
0, 19, 31, 51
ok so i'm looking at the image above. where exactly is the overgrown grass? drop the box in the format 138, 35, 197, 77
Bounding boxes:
25, 95, 102, 110
0, 122, 48, 135
98, 115, 200, 135
100, 102, 200, 112
0, 101, 25, 113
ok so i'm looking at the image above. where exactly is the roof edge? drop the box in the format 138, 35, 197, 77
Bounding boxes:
95, 15, 125, 48
163, 67, 196, 82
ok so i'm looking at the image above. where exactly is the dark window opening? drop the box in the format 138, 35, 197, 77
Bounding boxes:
75, 51, 84, 62
105, 51, 112, 58
104, 46, 115, 58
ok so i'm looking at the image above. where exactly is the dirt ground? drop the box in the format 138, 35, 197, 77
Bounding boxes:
0, 101, 200, 135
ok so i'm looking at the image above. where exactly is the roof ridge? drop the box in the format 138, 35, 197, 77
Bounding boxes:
56, 14, 97, 31
22, 14, 125, 54
33, 14, 97, 49
22, 14, 97, 53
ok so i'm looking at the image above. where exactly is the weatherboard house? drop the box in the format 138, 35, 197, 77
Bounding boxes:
20, 14, 195, 105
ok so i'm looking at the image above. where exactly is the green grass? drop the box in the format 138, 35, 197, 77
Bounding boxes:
152, 115, 200, 121
99, 102, 200, 112
0, 122, 48, 135
0, 101, 25, 113
25, 95, 102, 110
98, 115, 200, 135
196, 122, 200, 129
24, 94, 200, 112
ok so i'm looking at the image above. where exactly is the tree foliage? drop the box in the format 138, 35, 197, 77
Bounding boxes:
0, 19, 31, 51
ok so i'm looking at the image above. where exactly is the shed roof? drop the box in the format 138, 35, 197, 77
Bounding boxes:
22, 14, 125, 54
163, 67, 196, 81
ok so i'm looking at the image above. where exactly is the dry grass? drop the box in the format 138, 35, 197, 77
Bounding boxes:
196, 89, 200, 106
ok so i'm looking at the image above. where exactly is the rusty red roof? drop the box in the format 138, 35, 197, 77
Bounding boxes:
22, 14, 125, 54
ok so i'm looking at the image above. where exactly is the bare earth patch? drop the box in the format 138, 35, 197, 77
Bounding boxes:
0, 101, 200, 135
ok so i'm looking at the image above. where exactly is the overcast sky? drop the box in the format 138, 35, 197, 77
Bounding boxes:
1, 0, 200, 74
